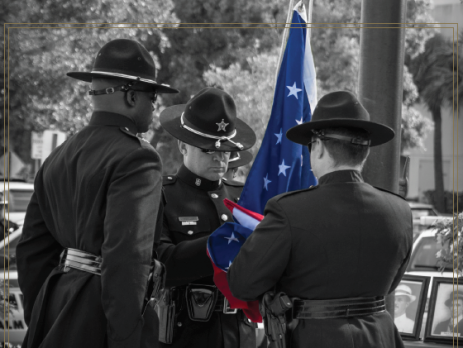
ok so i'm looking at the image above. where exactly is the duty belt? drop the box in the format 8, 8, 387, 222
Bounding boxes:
293, 296, 386, 319
60, 248, 102, 276
214, 292, 238, 314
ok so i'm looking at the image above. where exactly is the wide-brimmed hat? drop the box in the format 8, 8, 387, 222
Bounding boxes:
445, 291, 463, 307
160, 87, 256, 151
395, 284, 416, 302
286, 91, 394, 147
67, 39, 178, 94
227, 150, 253, 169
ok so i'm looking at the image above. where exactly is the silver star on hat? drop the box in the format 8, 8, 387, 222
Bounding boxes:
216, 119, 229, 132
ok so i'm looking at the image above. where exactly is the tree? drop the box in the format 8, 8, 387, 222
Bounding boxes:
1, 0, 178, 165
410, 32, 463, 212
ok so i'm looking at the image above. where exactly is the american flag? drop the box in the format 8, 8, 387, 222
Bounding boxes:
207, 1, 317, 322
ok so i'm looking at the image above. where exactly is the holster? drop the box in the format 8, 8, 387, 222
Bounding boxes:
155, 288, 176, 344
143, 259, 166, 312
260, 292, 293, 348
185, 284, 218, 322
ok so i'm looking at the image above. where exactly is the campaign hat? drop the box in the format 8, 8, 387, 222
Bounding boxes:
67, 39, 178, 94
227, 150, 253, 169
445, 291, 463, 307
394, 284, 416, 302
286, 91, 394, 147
160, 87, 256, 151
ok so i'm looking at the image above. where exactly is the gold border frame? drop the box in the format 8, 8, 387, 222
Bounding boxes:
2, 20, 459, 346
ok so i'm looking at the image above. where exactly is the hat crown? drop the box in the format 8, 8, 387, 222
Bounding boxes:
92, 39, 156, 81
312, 91, 370, 124
184, 88, 236, 136
395, 284, 412, 296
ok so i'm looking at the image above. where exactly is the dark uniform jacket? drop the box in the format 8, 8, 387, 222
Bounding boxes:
157, 165, 256, 348
434, 317, 463, 336
228, 170, 413, 348
17, 112, 163, 348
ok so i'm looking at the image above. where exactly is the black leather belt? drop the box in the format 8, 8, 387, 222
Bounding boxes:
293, 296, 385, 319
214, 292, 238, 314
60, 248, 102, 276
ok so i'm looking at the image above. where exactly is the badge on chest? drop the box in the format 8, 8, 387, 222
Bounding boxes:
178, 216, 199, 226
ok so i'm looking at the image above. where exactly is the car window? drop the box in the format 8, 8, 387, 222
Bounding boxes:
407, 236, 452, 272
0, 235, 21, 270
411, 208, 438, 220
9, 190, 34, 212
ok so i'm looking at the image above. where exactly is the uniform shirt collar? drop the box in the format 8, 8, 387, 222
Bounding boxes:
89, 111, 138, 134
318, 169, 364, 186
177, 165, 222, 191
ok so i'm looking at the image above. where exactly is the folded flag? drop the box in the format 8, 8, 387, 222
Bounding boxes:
206, 222, 261, 322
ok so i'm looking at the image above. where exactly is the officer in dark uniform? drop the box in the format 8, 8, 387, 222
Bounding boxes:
222, 150, 253, 183
157, 87, 257, 348
16, 39, 178, 348
228, 91, 413, 348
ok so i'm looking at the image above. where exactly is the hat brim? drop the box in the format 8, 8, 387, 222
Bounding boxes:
395, 293, 416, 302
67, 71, 179, 94
228, 150, 253, 169
160, 104, 256, 152
445, 296, 463, 307
286, 119, 395, 147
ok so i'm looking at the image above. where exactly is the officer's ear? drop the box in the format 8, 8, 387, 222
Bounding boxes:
178, 141, 187, 156
125, 90, 137, 107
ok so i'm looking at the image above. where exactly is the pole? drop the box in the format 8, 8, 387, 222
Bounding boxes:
358, 0, 407, 316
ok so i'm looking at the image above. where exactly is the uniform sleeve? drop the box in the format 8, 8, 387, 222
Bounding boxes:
17, 177, 62, 325
156, 221, 213, 288
228, 198, 291, 301
101, 146, 162, 348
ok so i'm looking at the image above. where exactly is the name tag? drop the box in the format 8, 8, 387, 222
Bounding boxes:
179, 216, 199, 226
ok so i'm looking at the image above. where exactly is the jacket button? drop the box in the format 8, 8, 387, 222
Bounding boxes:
167, 176, 173, 180
187, 230, 194, 235
177, 322, 182, 327
211, 193, 218, 199
221, 214, 228, 221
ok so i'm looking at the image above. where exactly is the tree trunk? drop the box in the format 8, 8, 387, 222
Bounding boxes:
432, 106, 446, 213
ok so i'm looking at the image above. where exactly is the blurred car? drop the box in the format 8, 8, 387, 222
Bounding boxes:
0, 226, 27, 346
404, 227, 454, 343
0, 180, 34, 225
407, 202, 440, 240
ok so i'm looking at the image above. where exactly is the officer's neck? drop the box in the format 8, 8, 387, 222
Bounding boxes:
177, 165, 222, 191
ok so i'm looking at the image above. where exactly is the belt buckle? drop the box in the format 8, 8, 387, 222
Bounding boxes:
223, 296, 237, 314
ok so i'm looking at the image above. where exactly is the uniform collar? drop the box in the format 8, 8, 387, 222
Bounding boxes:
176, 165, 222, 191
318, 170, 364, 185
89, 111, 138, 134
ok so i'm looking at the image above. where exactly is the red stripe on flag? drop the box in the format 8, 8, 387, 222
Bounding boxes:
223, 198, 264, 222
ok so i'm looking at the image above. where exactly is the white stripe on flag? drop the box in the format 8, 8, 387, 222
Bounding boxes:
233, 208, 261, 230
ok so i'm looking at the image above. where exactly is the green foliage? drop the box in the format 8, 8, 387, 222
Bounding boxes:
435, 213, 463, 275
1, 0, 438, 176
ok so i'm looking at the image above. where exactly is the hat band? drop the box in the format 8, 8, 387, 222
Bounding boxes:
180, 113, 244, 150
91, 71, 159, 85
312, 130, 371, 146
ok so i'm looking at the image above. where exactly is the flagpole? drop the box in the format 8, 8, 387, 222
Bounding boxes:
307, 0, 313, 40
274, 0, 296, 88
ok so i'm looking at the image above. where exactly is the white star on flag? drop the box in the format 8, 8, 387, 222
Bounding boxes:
225, 260, 232, 270
278, 160, 291, 176
224, 232, 239, 244
263, 174, 272, 190
286, 82, 302, 99
274, 129, 283, 145
296, 117, 303, 125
